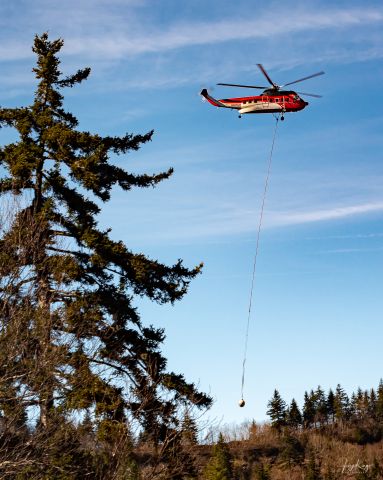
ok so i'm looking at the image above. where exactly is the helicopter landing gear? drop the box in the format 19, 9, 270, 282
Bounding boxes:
281, 115, 284, 121
238, 114, 242, 119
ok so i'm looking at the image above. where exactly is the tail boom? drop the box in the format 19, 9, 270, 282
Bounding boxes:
200, 88, 230, 108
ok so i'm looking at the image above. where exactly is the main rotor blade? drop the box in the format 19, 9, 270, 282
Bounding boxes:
282, 71, 325, 87
297, 91, 323, 98
217, 83, 267, 89
256, 64, 277, 87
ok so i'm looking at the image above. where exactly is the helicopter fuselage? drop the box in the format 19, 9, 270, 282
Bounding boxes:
201, 89, 308, 115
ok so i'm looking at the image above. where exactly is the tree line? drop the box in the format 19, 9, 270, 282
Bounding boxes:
267, 380, 383, 433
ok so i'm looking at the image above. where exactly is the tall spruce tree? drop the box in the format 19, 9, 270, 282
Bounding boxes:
368, 388, 377, 419
376, 379, 383, 420
314, 386, 328, 426
287, 398, 302, 429
303, 391, 315, 428
266, 389, 287, 431
0, 32, 211, 466
326, 389, 335, 423
334, 384, 349, 423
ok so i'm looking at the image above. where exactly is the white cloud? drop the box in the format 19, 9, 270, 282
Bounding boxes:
62, 8, 383, 58
1, 6, 382, 61
106, 196, 383, 246
269, 202, 383, 227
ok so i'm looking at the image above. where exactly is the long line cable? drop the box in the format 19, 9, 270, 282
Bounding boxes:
240, 115, 280, 401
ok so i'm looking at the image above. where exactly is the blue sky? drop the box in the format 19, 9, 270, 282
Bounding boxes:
1, 0, 383, 426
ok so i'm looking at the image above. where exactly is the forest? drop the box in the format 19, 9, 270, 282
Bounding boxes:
0, 33, 382, 480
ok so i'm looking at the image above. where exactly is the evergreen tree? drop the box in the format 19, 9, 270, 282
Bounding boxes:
368, 388, 377, 419
287, 398, 302, 429
303, 391, 315, 428
326, 389, 335, 423
0, 33, 211, 474
204, 433, 233, 480
362, 390, 370, 419
266, 389, 287, 431
376, 379, 383, 420
355, 387, 365, 419
278, 433, 305, 466
181, 410, 199, 445
314, 386, 328, 426
334, 384, 349, 423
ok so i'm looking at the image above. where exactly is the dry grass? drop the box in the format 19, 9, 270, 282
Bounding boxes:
195, 422, 383, 479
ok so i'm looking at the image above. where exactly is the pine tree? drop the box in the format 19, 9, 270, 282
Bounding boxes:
0, 33, 211, 474
204, 433, 233, 480
181, 410, 199, 445
376, 379, 383, 420
314, 386, 328, 426
355, 387, 365, 419
266, 389, 287, 431
278, 433, 304, 466
334, 384, 349, 423
326, 389, 335, 424
287, 398, 302, 429
368, 388, 377, 419
362, 390, 370, 419
303, 391, 315, 428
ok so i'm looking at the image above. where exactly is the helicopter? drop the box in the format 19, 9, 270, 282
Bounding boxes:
200, 64, 324, 120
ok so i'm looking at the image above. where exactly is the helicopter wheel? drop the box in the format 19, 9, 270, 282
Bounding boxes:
238, 114, 242, 119
281, 115, 284, 121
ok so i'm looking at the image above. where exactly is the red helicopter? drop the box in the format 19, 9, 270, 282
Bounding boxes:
201, 64, 324, 120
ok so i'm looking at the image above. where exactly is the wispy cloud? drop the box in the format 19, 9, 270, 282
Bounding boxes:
1, 6, 382, 61
0, 4, 382, 94
270, 202, 383, 227
106, 195, 383, 246
63, 8, 383, 58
